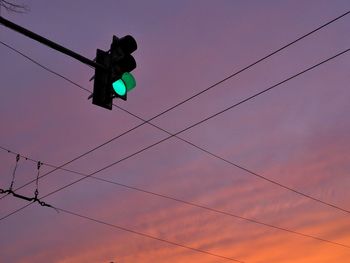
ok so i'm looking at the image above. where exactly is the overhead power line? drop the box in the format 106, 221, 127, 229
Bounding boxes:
0, 197, 242, 262
0, 10, 348, 191
0, 41, 91, 93
128, 11, 350, 122
0, 13, 349, 221
1, 40, 349, 215
37, 48, 350, 214
58, 207, 245, 262
1, 146, 349, 249
1, 11, 349, 261
0, 10, 348, 187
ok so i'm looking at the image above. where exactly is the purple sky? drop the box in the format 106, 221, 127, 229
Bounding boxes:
1, 1, 350, 262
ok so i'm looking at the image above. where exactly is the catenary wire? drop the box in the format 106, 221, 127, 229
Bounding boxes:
0, 202, 243, 262
1, 41, 349, 214
0, 11, 349, 261
58, 207, 245, 262
0, 14, 349, 215
41, 48, 350, 214
0, 9, 348, 176
1, 48, 350, 229
124, 11, 350, 122
0, 146, 349, 249
0, 11, 349, 213
0, 149, 242, 261
0, 41, 91, 93
0, 10, 349, 195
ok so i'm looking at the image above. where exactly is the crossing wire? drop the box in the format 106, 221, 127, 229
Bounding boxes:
0, 10, 349, 262
1, 43, 350, 214
0, 13, 349, 216
1, 49, 350, 229
31, 48, 350, 214
58, 207, 245, 262
1, 146, 349, 249
0, 199, 243, 262
0, 11, 349, 213
0, 10, 348, 198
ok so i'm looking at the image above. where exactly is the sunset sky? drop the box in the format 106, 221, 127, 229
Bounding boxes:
1, 1, 350, 262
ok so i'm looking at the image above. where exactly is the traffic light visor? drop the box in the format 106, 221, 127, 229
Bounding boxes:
119, 35, 137, 54
112, 73, 136, 97
122, 72, 136, 92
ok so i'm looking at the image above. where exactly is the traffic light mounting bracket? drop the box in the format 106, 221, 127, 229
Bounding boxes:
92, 49, 113, 110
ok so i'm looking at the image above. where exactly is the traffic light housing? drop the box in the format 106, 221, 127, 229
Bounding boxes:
110, 35, 137, 101
92, 35, 137, 110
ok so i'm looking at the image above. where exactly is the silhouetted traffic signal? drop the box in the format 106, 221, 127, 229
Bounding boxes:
110, 35, 137, 101
92, 35, 137, 110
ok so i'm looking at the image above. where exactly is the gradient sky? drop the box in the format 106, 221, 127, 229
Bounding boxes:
1, 1, 350, 262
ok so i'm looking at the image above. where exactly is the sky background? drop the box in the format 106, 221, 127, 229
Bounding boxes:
1, 0, 350, 262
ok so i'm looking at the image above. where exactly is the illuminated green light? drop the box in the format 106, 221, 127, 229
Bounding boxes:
112, 73, 136, 98
112, 79, 127, 96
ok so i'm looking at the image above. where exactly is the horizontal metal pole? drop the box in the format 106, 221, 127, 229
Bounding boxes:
0, 16, 106, 70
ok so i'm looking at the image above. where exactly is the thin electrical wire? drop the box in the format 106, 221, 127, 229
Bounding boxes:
0, 10, 348, 198
42, 48, 350, 214
1, 146, 349, 249
0, 202, 32, 221
128, 11, 350, 122
0, 11, 348, 261
0, 203, 242, 262
0, 146, 86, 176
58, 207, 245, 262
1, 45, 349, 216
0, 14, 349, 219
0, 41, 91, 93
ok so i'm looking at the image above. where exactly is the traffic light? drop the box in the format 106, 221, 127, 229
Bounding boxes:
92, 35, 137, 110
110, 35, 137, 101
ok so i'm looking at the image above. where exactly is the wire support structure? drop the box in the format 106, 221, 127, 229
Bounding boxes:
1, 147, 350, 249
0, 179, 240, 262
0, 150, 58, 211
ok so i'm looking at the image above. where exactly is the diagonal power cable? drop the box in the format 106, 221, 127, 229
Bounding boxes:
0, 10, 349, 202
1, 11, 349, 260
1, 47, 350, 231
57, 207, 245, 262
0, 168, 242, 262
42, 48, 350, 213
1, 146, 349, 249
